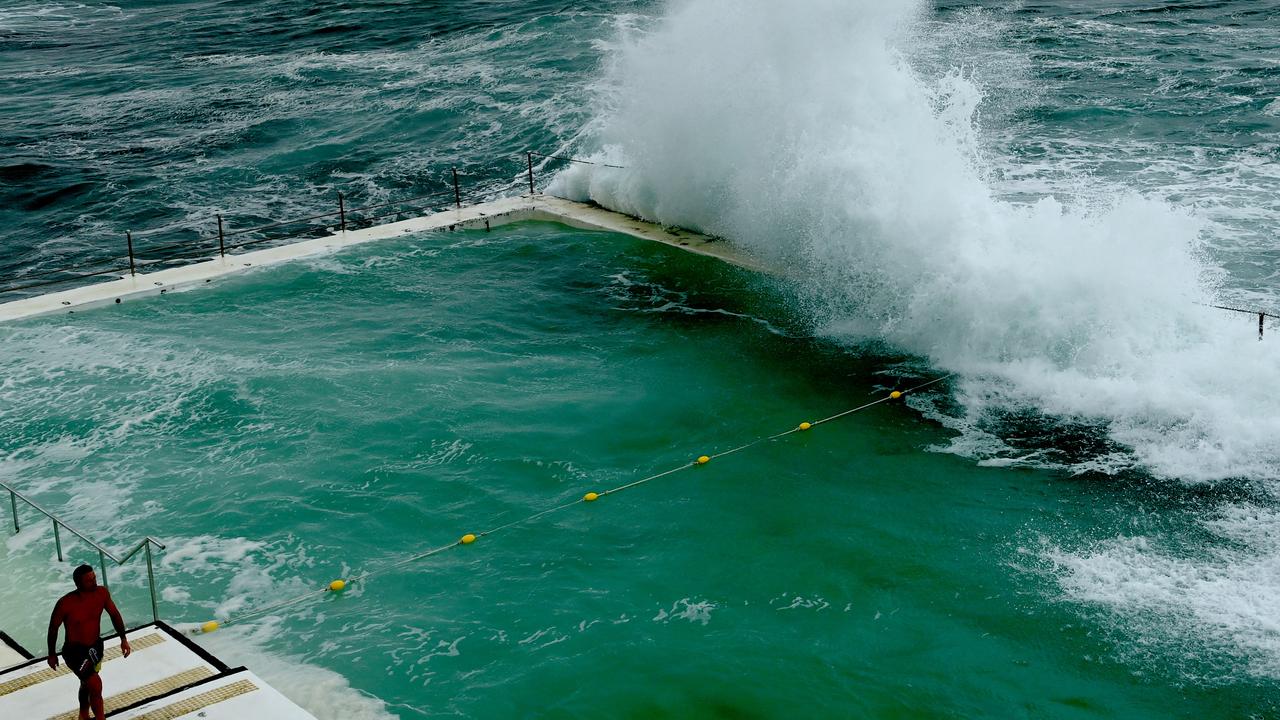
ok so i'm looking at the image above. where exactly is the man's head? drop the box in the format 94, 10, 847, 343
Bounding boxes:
72, 564, 97, 591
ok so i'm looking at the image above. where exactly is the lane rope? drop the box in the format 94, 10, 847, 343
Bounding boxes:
198, 373, 953, 633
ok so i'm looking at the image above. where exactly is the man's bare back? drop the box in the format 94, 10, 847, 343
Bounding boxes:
52, 586, 113, 647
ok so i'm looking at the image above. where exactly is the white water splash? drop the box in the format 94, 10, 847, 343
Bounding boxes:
197, 620, 394, 720
1046, 503, 1280, 680
552, 0, 1280, 485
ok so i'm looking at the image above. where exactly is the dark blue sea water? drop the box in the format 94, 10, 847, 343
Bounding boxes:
0, 1, 636, 280
3, 1, 1277, 287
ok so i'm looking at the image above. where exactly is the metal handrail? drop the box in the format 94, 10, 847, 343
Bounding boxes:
1204, 303, 1279, 340
0, 155, 523, 297
1, 150, 1277, 343
1, 480, 166, 624
0, 256, 123, 284
527, 150, 627, 169
0, 265, 133, 296
0, 154, 547, 298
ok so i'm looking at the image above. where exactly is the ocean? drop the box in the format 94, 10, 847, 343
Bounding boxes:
2, 1, 1279, 716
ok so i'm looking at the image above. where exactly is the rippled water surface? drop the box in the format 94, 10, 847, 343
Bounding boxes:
3, 1, 1279, 717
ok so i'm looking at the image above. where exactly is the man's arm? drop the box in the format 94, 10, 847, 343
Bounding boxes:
46, 598, 64, 669
103, 589, 130, 657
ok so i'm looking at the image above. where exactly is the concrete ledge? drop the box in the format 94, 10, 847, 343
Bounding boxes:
0, 194, 760, 324
528, 195, 766, 272
0, 632, 27, 672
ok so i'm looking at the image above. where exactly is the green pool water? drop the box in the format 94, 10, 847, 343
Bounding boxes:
1, 222, 1273, 718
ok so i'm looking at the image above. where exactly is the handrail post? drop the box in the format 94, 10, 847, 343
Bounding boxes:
98, 549, 109, 590
526, 152, 535, 196
145, 541, 159, 623
452, 167, 461, 209
338, 192, 346, 232
1260, 313, 1265, 341
53, 519, 63, 562
217, 215, 226, 258
8, 490, 17, 533
126, 231, 136, 277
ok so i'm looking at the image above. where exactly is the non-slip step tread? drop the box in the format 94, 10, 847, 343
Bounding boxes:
123, 678, 259, 720
0, 633, 166, 697
47, 666, 213, 720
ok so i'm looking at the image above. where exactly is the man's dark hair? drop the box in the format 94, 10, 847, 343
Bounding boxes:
72, 564, 94, 583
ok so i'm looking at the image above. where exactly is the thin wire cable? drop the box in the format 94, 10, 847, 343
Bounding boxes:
220, 210, 339, 239
226, 228, 318, 251
601, 374, 955, 496
220, 587, 334, 627
352, 204, 453, 226
527, 151, 627, 169
1203, 302, 1280, 320
210, 373, 953, 630
347, 188, 457, 215
136, 240, 225, 265
812, 374, 952, 427
0, 265, 130, 295
0, 254, 129, 284
133, 232, 222, 257
2, 168, 496, 296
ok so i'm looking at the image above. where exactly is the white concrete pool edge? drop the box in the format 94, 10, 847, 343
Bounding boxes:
0, 194, 764, 324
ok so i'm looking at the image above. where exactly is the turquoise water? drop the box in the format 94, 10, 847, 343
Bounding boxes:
5, 224, 1275, 718
3, 1, 1280, 717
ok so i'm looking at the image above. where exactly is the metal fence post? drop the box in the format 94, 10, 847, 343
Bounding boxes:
53, 520, 63, 561
526, 152, 535, 196
453, 167, 461, 209
8, 490, 17, 533
98, 549, 109, 589
338, 192, 346, 232
145, 541, 159, 623
126, 232, 136, 277
217, 215, 226, 258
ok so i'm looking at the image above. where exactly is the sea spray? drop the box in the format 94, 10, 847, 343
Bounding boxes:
198, 620, 395, 720
552, 0, 1280, 485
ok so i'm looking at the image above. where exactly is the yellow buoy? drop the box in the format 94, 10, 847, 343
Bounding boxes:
200, 621, 219, 634
583, 492, 599, 502
890, 391, 902, 399
461, 533, 477, 544
696, 455, 710, 465
798, 422, 812, 431
329, 579, 346, 592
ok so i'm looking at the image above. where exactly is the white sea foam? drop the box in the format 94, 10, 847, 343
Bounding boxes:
1046, 504, 1280, 680
154, 533, 381, 717
551, 0, 1280, 485
603, 271, 793, 336
0, 324, 284, 540
651, 597, 716, 626
197, 620, 394, 720
0, 3, 125, 33
554, 2, 1280, 679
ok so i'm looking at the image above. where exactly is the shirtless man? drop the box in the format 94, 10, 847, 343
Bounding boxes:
47, 564, 131, 720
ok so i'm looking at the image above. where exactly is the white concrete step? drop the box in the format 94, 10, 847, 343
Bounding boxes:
112, 669, 312, 720
0, 622, 315, 720
0, 632, 31, 672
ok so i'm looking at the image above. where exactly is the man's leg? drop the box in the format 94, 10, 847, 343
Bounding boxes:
86, 674, 104, 720
77, 680, 89, 720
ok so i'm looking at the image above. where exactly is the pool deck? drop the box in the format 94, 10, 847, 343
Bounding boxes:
0, 632, 28, 671
0, 622, 315, 719
0, 194, 763, 324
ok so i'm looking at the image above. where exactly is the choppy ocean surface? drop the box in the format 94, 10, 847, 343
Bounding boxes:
2, 1, 1279, 717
